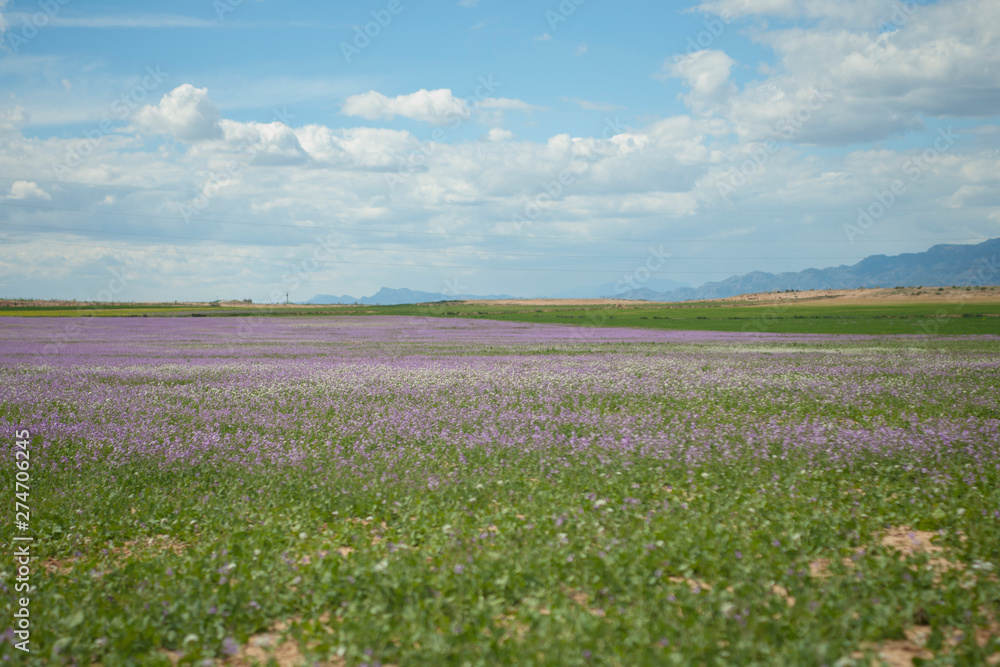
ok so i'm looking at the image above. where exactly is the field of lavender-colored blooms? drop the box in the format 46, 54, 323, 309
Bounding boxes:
1, 316, 999, 665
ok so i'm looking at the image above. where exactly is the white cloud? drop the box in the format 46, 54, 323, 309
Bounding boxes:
294, 124, 416, 167
685, 0, 1000, 144
476, 98, 541, 113
0, 0, 8, 36
475, 97, 546, 126
4, 17, 999, 302
0, 102, 26, 131
214, 119, 308, 166
342, 89, 470, 125
7, 180, 51, 200
694, 0, 913, 28
534, 33, 551, 41
575, 43, 588, 56
482, 128, 514, 142
342, 89, 544, 126
135, 84, 223, 142
561, 97, 624, 112
661, 49, 737, 117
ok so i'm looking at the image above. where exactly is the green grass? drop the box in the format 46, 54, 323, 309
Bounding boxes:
3, 291, 999, 335
15, 456, 1000, 665
1, 333, 999, 665
385, 299, 1000, 335
7, 438, 1000, 665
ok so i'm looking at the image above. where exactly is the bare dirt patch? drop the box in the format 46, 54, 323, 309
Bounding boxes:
695, 285, 1000, 306
854, 622, 1000, 667
42, 534, 187, 575
667, 576, 712, 593
879, 526, 942, 556
460, 286, 1000, 308
217, 613, 360, 667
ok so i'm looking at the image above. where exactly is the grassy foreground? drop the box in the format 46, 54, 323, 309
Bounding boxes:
1, 317, 998, 665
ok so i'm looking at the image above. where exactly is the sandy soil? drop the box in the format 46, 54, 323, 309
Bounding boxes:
695, 285, 1000, 306
463, 286, 1000, 307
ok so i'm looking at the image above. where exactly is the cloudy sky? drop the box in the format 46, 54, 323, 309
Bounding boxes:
1, 0, 998, 302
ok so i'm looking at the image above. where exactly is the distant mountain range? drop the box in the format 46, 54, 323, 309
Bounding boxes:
305, 286, 516, 306
549, 278, 690, 299
305, 280, 690, 305
306, 238, 999, 305
615, 238, 999, 302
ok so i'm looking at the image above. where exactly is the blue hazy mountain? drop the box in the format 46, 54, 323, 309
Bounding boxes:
618, 238, 1000, 302
306, 239, 998, 305
306, 287, 516, 305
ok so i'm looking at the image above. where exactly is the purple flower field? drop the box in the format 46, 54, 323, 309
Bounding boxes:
1, 316, 999, 665
2, 317, 997, 477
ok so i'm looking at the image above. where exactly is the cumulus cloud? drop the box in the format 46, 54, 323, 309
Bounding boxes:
134, 84, 223, 142
0, 102, 26, 131
7, 180, 51, 200
684, 0, 1000, 144
482, 128, 513, 142
342, 88, 544, 126
212, 119, 308, 165
694, 0, 915, 28
6, 3, 1000, 302
294, 125, 416, 167
342, 89, 470, 125
661, 49, 737, 117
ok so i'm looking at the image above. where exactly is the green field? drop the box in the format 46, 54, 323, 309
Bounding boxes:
3, 288, 1000, 336
1, 317, 998, 665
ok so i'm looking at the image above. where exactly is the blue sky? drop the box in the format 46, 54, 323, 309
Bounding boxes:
1, 0, 999, 301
